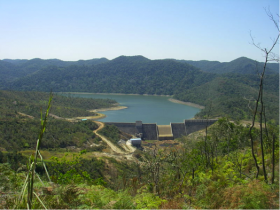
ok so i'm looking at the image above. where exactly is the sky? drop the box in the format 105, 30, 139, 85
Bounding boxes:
0, 0, 279, 62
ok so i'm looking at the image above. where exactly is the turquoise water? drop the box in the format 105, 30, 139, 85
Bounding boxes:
62, 93, 201, 125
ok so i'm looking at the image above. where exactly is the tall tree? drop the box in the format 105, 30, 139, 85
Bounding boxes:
249, 9, 279, 180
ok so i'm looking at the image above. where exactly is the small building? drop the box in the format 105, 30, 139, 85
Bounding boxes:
130, 138, 142, 147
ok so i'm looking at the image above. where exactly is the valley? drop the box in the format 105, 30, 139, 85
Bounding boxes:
0, 56, 279, 209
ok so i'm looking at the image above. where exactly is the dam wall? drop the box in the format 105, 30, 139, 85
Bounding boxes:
142, 124, 158, 140
105, 119, 217, 140
171, 123, 187, 139
106, 122, 138, 135
107, 122, 158, 140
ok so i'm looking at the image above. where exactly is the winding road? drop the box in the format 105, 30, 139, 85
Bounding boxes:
93, 121, 136, 156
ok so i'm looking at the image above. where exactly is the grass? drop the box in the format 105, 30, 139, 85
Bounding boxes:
144, 140, 158, 143
20, 150, 58, 160
20, 150, 103, 162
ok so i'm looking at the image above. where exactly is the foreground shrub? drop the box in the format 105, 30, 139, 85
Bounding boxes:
221, 180, 279, 209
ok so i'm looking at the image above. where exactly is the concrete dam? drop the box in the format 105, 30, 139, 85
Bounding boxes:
106, 119, 217, 140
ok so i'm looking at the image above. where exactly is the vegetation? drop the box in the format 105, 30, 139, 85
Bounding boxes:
0, 90, 118, 151
47, 152, 105, 185
0, 58, 108, 87
0, 118, 103, 151
1, 117, 279, 209
0, 90, 117, 119
180, 56, 279, 74
2, 56, 214, 95
174, 74, 279, 121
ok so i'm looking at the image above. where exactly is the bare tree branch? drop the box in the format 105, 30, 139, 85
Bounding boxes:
249, 8, 279, 181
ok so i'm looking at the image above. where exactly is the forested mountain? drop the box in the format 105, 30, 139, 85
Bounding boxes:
1, 55, 279, 121
2, 56, 215, 95
3, 57, 109, 67
0, 57, 109, 87
181, 56, 279, 74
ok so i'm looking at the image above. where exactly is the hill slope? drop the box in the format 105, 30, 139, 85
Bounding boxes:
181, 57, 279, 74
0, 57, 109, 88
4, 56, 216, 95
174, 75, 279, 121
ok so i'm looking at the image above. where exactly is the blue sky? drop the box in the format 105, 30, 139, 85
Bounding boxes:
0, 0, 279, 62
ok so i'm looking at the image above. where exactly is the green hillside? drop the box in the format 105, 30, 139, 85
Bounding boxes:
174, 76, 279, 121
0, 57, 109, 86
0, 90, 119, 151
0, 90, 117, 119
182, 57, 279, 74
3, 56, 215, 95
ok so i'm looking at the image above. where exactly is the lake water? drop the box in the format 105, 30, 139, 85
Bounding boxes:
63, 93, 201, 125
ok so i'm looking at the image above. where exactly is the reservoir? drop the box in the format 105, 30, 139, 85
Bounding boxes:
63, 93, 201, 125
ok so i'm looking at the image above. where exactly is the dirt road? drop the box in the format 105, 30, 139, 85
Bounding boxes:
93, 121, 135, 155
125, 141, 136, 153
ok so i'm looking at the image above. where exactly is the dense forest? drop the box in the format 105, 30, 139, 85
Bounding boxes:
1, 55, 279, 122
175, 75, 279, 121
180, 56, 279, 74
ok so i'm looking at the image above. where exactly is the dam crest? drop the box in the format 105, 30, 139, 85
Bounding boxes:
106, 119, 217, 140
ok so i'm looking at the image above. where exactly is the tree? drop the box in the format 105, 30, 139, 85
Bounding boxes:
249, 8, 279, 181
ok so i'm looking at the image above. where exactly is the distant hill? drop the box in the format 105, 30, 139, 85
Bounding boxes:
3, 57, 109, 67
180, 57, 279, 74
4, 56, 215, 95
0, 57, 109, 85
111, 55, 150, 63
0, 55, 278, 121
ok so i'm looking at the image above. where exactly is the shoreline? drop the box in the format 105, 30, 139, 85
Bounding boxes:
168, 98, 205, 109
85, 106, 128, 121
59, 91, 205, 109
58, 92, 172, 97
88, 106, 128, 112
49, 112, 107, 122
67, 113, 107, 121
